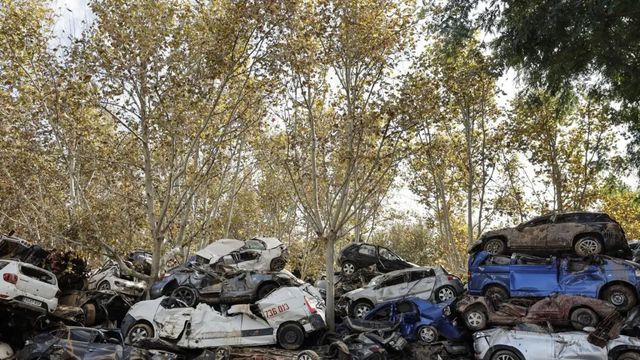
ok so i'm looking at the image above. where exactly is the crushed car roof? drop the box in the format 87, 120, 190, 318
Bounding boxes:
195, 239, 245, 261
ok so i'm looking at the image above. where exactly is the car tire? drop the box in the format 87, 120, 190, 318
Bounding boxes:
464, 305, 488, 331
601, 284, 637, 311
97, 280, 111, 291
296, 350, 321, 360
328, 341, 350, 360
618, 352, 640, 360
270, 257, 287, 271
341, 261, 357, 275
483, 238, 506, 255
569, 307, 599, 330
484, 285, 509, 301
350, 300, 373, 319
574, 236, 603, 256
491, 350, 521, 360
126, 322, 154, 344
257, 283, 280, 300
435, 285, 457, 303
82, 303, 97, 327
171, 286, 198, 307
417, 325, 439, 344
213, 346, 231, 360
277, 323, 305, 350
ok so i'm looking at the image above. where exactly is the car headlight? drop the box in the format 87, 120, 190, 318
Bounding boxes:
443, 306, 451, 316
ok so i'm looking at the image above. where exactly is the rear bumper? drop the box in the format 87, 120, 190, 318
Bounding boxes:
0, 296, 53, 313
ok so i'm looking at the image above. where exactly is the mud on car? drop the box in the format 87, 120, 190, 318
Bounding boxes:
468, 251, 640, 311
469, 212, 631, 258
196, 237, 289, 272
338, 242, 417, 275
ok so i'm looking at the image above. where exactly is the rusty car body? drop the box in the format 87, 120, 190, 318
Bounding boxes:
457, 294, 616, 331
469, 212, 631, 258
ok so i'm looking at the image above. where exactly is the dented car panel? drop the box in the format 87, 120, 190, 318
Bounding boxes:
88, 261, 146, 297
468, 251, 640, 303
473, 326, 640, 360
196, 237, 288, 272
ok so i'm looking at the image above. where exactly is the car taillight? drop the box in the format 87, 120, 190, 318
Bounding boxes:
304, 296, 317, 314
3, 273, 17, 284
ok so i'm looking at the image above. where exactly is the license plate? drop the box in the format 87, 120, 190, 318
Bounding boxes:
23, 298, 42, 307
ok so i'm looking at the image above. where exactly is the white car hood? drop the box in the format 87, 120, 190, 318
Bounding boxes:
195, 239, 245, 263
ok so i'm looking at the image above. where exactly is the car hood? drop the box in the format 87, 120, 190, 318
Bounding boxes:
195, 239, 245, 262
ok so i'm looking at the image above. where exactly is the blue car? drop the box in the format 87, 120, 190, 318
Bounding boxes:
362, 297, 466, 344
468, 251, 640, 311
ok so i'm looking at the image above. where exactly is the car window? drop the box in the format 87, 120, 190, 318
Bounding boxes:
380, 274, 405, 288
409, 269, 435, 282
554, 214, 579, 223
358, 245, 377, 257
244, 239, 266, 250
379, 247, 400, 261
521, 216, 551, 228
368, 304, 392, 321
69, 328, 97, 342
396, 301, 416, 314
0, 261, 8, 271
20, 265, 56, 285
237, 251, 260, 262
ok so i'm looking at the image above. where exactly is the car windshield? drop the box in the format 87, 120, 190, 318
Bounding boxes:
368, 274, 385, 287
244, 239, 266, 250
379, 247, 401, 261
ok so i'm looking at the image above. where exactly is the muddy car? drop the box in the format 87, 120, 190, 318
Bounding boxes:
468, 251, 640, 311
88, 260, 146, 297
457, 294, 616, 331
473, 323, 640, 360
338, 243, 416, 275
338, 266, 464, 318
18, 326, 177, 360
196, 237, 289, 272
58, 290, 135, 327
469, 212, 631, 258
122, 286, 325, 350
151, 267, 305, 307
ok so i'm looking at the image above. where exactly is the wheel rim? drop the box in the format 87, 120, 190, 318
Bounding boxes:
272, 258, 285, 270
175, 288, 194, 304
577, 238, 600, 255
419, 327, 436, 343
611, 292, 627, 306
298, 354, 313, 360
98, 281, 110, 290
130, 327, 149, 343
215, 348, 228, 360
496, 354, 516, 360
576, 312, 594, 326
284, 330, 300, 344
466, 311, 484, 328
354, 304, 371, 318
343, 263, 355, 275
438, 287, 455, 301
484, 240, 503, 254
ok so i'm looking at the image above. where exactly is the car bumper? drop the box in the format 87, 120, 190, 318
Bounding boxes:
0, 296, 54, 313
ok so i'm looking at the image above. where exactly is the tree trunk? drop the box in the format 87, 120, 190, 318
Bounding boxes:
324, 235, 336, 331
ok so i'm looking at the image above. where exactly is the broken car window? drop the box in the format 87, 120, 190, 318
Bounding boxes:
379, 248, 400, 261
409, 269, 435, 282
358, 244, 377, 257
244, 239, 266, 250
483, 256, 511, 265
380, 274, 405, 288
20, 264, 56, 284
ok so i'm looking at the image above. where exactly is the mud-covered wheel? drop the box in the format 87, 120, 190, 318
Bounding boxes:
618, 352, 640, 360
341, 261, 356, 275
491, 350, 522, 360
257, 283, 280, 300
214, 346, 231, 360
351, 300, 373, 319
569, 307, 598, 330
574, 236, 603, 256
484, 285, 509, 301
277, 323, 305, 350
435, 286, 457, 303
464, 305, 488, 331
417, 325, 439, 344
270, 257, 287, 271
82, 303, 97, 327
483, 238, 506, 255
601, 284, 637, 311
126, 323, 154, 344
97, 280, 111, 291
295, 350, 320, 360
171, 286, 198, 307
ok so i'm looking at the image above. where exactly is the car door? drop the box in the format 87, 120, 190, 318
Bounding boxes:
509, 255, 559, 297
16, 263, 58, 305
554, 332, 604, 359
405, 269, 436, 300
375, 273, 409, 303
557, 258, 603, 297
511, 216, 552, 250
181, 305, 244, 348
154, 304, 192, 340
548, 214, 585, 250
509, 330, 556, 360
234, 250, 262, 270
377, 246, 407, 271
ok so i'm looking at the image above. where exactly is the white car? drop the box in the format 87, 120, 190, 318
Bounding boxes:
88, 261, 146, 297
196, 237, 289, 271
122, 286, 325, 350
0, 259, 59, 313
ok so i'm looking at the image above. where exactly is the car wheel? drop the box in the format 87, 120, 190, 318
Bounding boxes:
328, 341, 350, 360
97, 280, 111, 291
464, 306, 488, 331
569, 307, 598, 330
82, 303, 97, 327
602, 284, 637, 311
575, 236, 603, 256
126, 323, 154, 344
296, 350, 321, 360
618, 352, 640, 360
214, 346, 231, 360
342, 261, 356, 275
270, 257, 287, 271
484, 285, 509, 301
491, 350, 521, 360
171, 286, 198, 307
483, 238, 506, 255
435, 286, 457, 302
277, 323, 305, 350
417, 325, 439, 344
351, 300, 373, 319
257, 283, 280, 300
